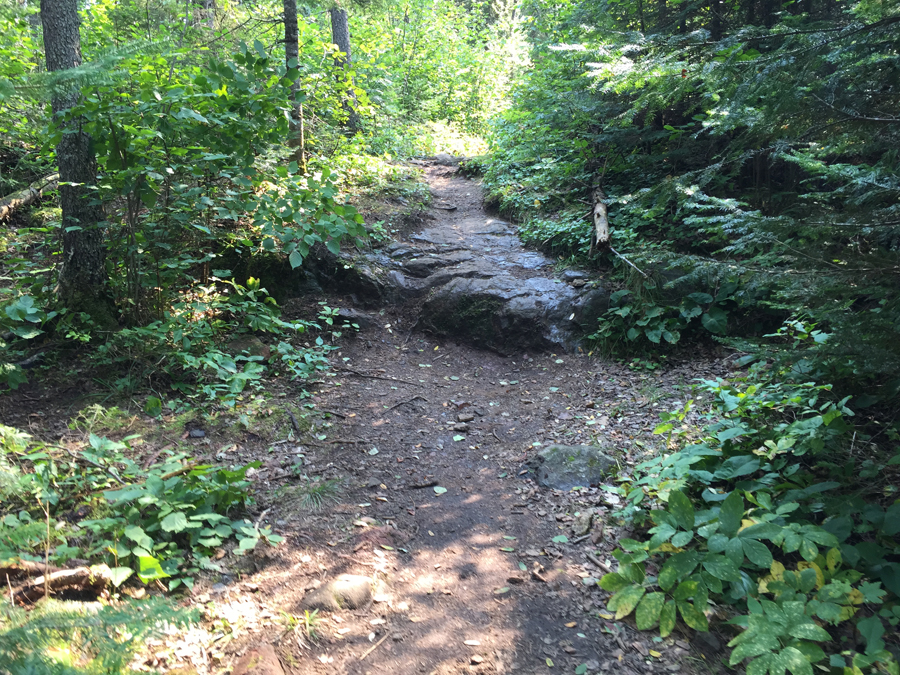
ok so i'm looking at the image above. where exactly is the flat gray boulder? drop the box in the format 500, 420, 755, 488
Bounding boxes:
533, 444, 616, 490
300, 574, 372, 611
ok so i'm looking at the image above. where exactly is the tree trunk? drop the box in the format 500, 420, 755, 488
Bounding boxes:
330, 7, 351, 69
284, 0, 306, 171
657, 0, 667, 30
711, 0, 723, 39
40, 0, 115, 326
330, 6, 359, 131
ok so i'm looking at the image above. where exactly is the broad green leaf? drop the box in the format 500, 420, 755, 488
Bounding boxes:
599, 572, 630, 592
161, 511, 189, 533
708, 533, 729, 553
667, 490, 695, 531
109, 567, 134, 587
701, 307, 728, 334
855, 616, 885, 654
677, 601, 709, 631
671, 530, 693, 548
729, 615, 783, 664
673, 579, 699, 602
743, 539, 774, 567
635, 592, 665, 630
719, 491, 744, 537
137, 555, 169, 582
607, 584, 646, 620
658, 551, 700, 591
726, 537, 744, 566
702, 554, 741, 581
659, 600, 676, 637
772, 646, 814, 675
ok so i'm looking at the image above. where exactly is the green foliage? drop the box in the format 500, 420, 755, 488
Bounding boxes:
0, 596, 196, 675
0, 424, 279, 592
599, 345, 900, 673
588, 286, 739, 354
486, 0, 900, 401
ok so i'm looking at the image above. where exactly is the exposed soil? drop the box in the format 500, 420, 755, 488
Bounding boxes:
0, 163, 734, 675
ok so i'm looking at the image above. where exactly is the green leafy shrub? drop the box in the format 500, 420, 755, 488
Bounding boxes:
1, 425, 279, 592
599, 351, 900, 674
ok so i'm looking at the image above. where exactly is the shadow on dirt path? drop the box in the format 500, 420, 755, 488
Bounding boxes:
223, 163, 731, 675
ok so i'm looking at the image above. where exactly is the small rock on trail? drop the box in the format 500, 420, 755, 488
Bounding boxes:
300, 574, 373, 611
531, 444, 617, 491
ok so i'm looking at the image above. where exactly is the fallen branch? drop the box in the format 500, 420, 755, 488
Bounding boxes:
335, 367, 423, 387
586, 552, 612, 574
358, 630, 391, 660
14, 564, 112, 605
387, 395, 427, 411
407, 480, 438, 490
609, 246, 648, 278
0, 173, 59, 221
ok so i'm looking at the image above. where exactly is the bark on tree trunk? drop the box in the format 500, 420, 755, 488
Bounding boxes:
40, 0, 115, 326
330, 6, 359, 132
711, 0, 723, 39
283, 0, 306, 171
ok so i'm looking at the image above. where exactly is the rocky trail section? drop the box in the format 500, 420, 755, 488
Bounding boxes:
309, 164, 609, 353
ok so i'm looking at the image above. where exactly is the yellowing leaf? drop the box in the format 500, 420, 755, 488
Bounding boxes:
565, 622, 577, 628
598, 612, 614, 620
848, 588, 865, 605
770, 561, 786, 579
649, 650, 662, 658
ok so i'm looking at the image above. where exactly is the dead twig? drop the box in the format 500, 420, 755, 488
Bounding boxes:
587, 552, 612, 573
407, 480, 438, 490
388, 395, 428, 411
320, 409, 347, 418
359, 631, 391, 661
286, 409, 302, 436
336, 367, 423, 387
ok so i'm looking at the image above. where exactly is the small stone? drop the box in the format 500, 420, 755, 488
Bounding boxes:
231, 644, 284, 675
300, 574, 372, 611
188, 429, 206, 438
571, 279, 587, 288
453, 422, 469, 431
457, 412, 476, 423
471, 655, 484, 665
572, 511, 593, 536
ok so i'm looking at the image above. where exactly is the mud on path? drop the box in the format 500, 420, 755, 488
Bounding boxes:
218, 164, 731, 675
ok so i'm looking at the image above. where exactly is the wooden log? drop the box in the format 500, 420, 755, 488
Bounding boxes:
0, 559, 64, 581
0, 173, 59, 221
13, 563, 112, 605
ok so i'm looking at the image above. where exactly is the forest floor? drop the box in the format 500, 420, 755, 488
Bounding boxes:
1, 165, 734, 675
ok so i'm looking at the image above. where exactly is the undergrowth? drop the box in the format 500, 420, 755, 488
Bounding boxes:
600, 334, 900, 675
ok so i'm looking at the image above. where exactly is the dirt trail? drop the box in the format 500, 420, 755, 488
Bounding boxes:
225, 165, 730, 675
0, 164, 731, 675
